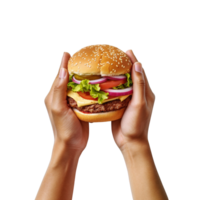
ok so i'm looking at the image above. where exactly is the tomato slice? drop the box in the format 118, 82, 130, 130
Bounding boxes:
99, 79, 126, 90
78, 92, 115, 101
78, 92, 98, 100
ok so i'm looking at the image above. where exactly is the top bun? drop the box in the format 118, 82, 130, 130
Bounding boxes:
68, 45, 132, 76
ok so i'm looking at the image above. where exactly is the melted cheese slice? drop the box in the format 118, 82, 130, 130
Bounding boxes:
67, 90, 130, 107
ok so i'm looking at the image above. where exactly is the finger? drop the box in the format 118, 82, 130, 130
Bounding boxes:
131, 62, 146, 104
127, 50, 146, 100
126, 50, 138, 63
143, 64, 157, 104
52, 53, 70, 112
125, 49, 157, 104
59, 52, 71, 69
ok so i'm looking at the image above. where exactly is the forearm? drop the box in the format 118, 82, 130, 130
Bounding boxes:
122, 140, 168, 200
36, 142, 81, 200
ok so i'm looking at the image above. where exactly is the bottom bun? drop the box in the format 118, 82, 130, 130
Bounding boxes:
73, 107, 126, 122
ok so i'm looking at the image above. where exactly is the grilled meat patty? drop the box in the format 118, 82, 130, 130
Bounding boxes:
67, 96, 131, 113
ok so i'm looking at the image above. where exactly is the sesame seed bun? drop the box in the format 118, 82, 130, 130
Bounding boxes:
68, 45, 132, 76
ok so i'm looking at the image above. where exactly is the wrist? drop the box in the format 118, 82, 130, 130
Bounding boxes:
121, 139, 150, 159
49, 141, 81, 169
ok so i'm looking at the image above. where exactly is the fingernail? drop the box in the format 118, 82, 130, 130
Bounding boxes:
135, 63, 143, 73
59, 68, 66, 79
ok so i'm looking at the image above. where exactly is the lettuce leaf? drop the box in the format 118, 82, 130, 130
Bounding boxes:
67, 73, 132, 103
112, 73, 133, 89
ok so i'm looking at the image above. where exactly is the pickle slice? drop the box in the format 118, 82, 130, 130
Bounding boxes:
74, 74, 102, 80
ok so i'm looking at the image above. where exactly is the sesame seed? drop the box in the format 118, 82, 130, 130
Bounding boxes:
111, 63, 113, 65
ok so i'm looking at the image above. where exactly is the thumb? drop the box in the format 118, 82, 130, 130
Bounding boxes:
132, 62, 146, 104
52, 53, 70, 112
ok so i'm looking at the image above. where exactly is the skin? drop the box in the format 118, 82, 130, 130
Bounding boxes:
36, 51, 168, 200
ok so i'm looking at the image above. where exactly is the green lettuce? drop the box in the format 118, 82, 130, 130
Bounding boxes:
67, 78, 108, 104
113, 73, 133, 89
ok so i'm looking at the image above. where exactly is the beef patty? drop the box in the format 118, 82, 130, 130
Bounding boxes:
67, 96, 131, 113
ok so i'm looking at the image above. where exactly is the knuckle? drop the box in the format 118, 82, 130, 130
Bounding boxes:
53, 83, 62, 92
138, 101, 146, 108
136, 78, 145, 86
54, 84, 60, 90
131, 100, 146, 109
51, 105, 66, 116
51, 107, 61, 115
140, 100, 147, 107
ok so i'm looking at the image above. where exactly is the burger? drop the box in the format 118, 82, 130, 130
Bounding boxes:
67, 44, 133, 122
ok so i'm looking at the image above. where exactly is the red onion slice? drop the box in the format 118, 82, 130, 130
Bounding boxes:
102, 87, 133, 97
72, 76, 107, 84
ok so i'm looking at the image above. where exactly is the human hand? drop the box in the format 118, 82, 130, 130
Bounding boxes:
112, 50, 155, 151
45, 53, 89, 154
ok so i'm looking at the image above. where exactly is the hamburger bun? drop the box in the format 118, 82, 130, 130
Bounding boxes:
68, 45, 132, 76
73, 107, 126, 122
67, 44, 132, 122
